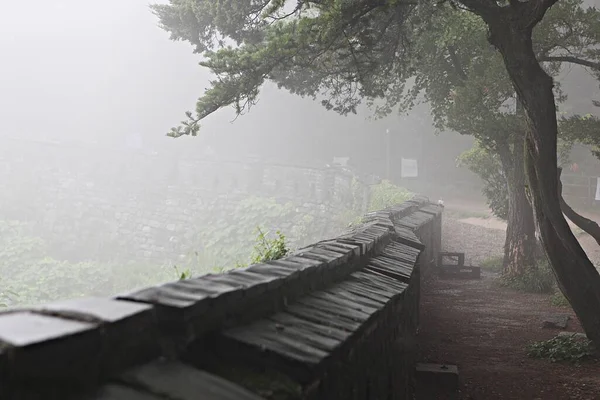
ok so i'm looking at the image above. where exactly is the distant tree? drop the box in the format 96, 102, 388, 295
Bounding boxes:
152, 0, 600, 345
423, 0, 600, 277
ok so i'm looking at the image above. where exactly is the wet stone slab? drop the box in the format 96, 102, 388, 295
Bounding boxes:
0, 311, 100, 385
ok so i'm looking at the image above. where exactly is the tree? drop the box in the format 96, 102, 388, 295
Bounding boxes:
152, 0, 600, 345
433, 0, 600, 277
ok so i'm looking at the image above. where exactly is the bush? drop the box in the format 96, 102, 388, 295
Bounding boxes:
499, 260, 556, 294
250, 228, 290, 264
2, 181, 412, 305
0, 220, 175, 306
551, 291, 571, 307
480, 256, 504, 272
527, 334, 595, 363
368, 180, 413, 212
181, 196, 341, 271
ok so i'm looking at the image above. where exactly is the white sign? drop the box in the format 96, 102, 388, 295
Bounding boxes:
401, 158, 418, 178
595, 177, 600, 201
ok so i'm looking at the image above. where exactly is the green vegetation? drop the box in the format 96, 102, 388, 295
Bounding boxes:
153, 0, 600, 347
481, 254, 557, 294
527, 334, 595, 363
481, 255, 573, 306
500, 260, 556, 294
1, 181, 411, 307
250, 228, 290, 265
368, 180, 413, 212
457, 143, 508, 220
551, 292, 571, 308
480, 256, 504, 273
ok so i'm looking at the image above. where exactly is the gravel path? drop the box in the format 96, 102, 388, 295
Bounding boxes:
442, 213, 600, 267
442, 216, 505, 267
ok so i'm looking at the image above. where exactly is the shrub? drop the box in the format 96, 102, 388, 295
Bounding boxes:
250, 228, 290, 264
527, 334, 595, 363
550, 291, 571, 307
499, 260, 556, 294
368, 180, 413, 212
480, 256, 504, 272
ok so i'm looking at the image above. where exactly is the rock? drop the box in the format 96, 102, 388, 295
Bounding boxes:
542, 315, 570, 329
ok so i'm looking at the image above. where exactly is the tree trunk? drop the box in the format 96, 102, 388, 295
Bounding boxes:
497, 138, 537, 277
488, 22, 600, 345
558, 168, 600, 246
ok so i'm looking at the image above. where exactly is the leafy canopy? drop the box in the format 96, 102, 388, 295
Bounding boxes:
153, 0, 600, 143
152, 0, 432, 136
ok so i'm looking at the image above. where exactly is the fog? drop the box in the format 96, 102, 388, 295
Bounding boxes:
0, 0, 598, 306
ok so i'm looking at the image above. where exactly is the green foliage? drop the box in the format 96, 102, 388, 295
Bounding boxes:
480, 256, 504, 273
527, 334, 595, 363
0, 220, 175, 306
175, 266, 193, 280
151, 0, 434, 133
153, 0, 600, 142
368, 180, 413, 212
500, 260, 556, 294
551, 291, 571, 307
458, 142, 509, 220
181, 196, 335, 272
250, 228, 290, 265
559, 114, 600, 160
0, 181, 411, 306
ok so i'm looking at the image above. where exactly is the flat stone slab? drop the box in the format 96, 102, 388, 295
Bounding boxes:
438, 266, 481, 280
117, 360, 264, 400
542, 315, 570, 329
0, 311, 94, 347
415, 363, 459, 399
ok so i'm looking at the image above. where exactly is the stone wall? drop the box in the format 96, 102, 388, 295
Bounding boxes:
0, 138, 371, 263
0, 197, 443, 400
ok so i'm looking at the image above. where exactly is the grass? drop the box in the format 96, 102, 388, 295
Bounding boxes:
481, 255, 557, 294
499, 261, 556, 294
550, 291, 571, 307
481, 255, 572, 307
481, 254, 573, 307
480, 256, 504, 273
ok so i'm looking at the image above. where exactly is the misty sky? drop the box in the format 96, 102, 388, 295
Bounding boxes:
0, 0, 596, 167
0, 0, 429, 163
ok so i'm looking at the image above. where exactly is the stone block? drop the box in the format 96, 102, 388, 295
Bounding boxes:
117, 360, 264, 400
415, 363, 459, 399
0, 311, 100, 389
86, 384, 163, 400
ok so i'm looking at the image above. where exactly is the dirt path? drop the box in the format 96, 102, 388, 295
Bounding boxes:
417, 215, 600, 399
419, 272, 600, 399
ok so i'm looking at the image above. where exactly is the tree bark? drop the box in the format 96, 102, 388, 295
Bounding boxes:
488, 20, 600, 345
497, 138, 537, 276
558, 167, 600, 246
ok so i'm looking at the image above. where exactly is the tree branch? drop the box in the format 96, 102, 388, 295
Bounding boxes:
539, 55, 600, 71
558, 167, 600, 246
524, 0, 561, 29
447, 45, 468, 81
455, 0, 499, 18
